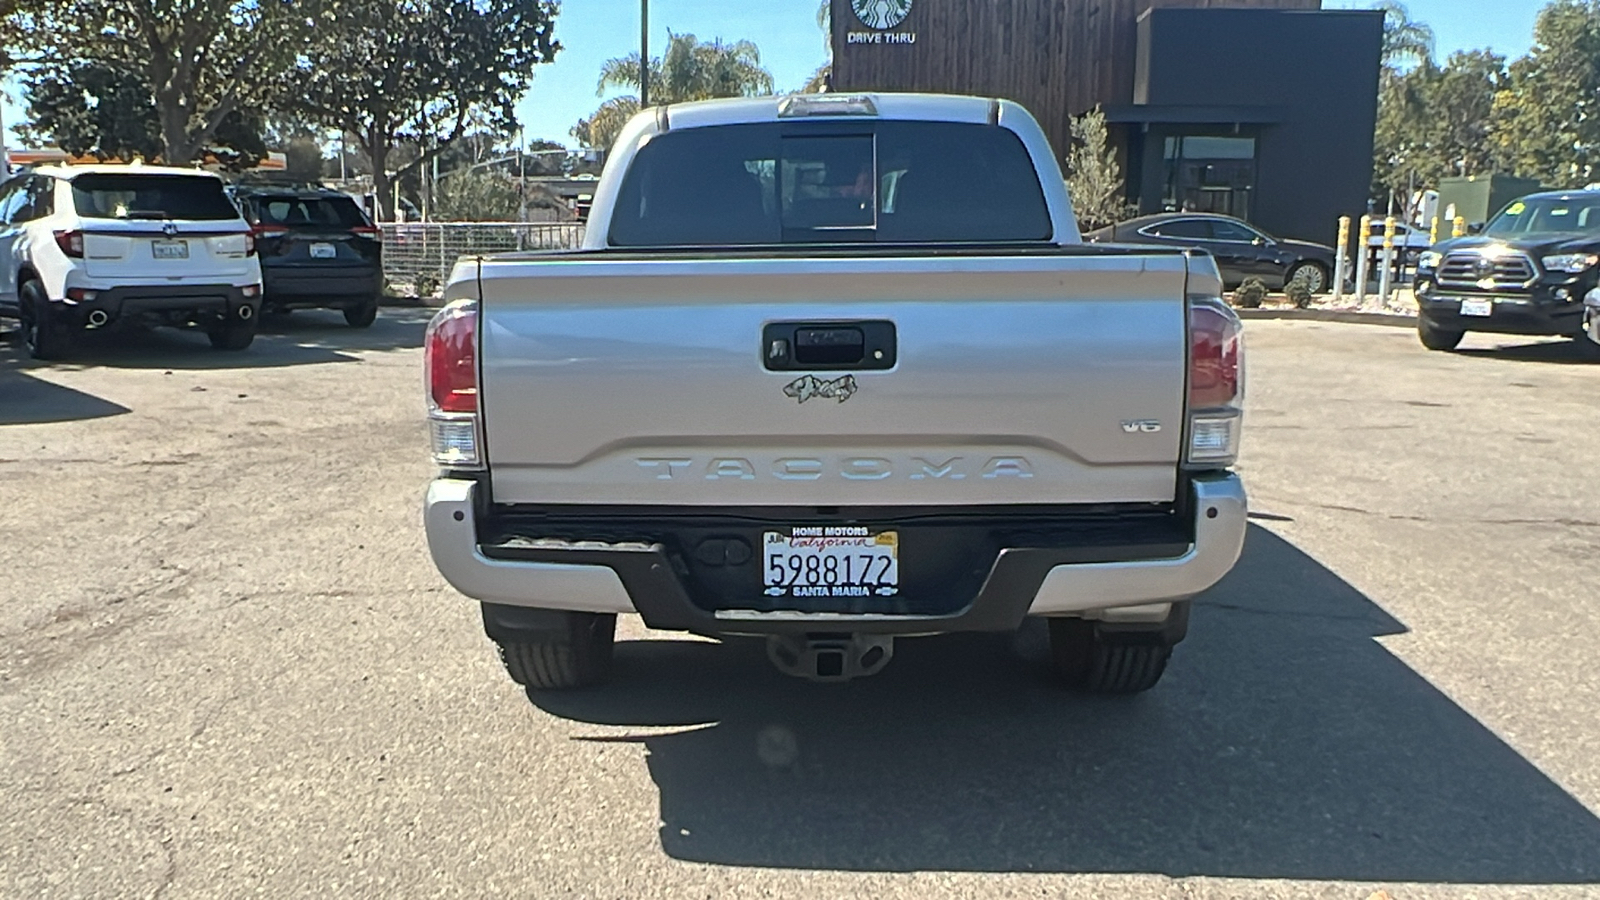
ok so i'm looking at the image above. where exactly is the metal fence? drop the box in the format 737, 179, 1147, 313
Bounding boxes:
380, 222, 586, 297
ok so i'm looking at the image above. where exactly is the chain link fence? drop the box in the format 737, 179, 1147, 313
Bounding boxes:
381, 222, 586, 298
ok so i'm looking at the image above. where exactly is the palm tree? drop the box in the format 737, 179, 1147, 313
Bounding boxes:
1376, 1, 1435, 69
574, 32, 775, 150
596, 32, 775, 107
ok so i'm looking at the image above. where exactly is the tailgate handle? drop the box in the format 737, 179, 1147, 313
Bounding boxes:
763, 321, 896, 371
795, 327, 864, 364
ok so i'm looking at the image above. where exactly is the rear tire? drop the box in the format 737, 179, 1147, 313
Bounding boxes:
1048, 616, 1176, 694
19, 280, 70, 361
1418, 319, 1464, 351
343, 297, 379, 328
495, 612, 616, 690
208, 318, 257, 351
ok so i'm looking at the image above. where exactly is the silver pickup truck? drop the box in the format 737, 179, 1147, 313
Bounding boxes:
423, 93, 1247, 693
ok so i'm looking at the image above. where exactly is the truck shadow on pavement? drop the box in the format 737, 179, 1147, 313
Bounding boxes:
1, 308, 429, 371
0, 340, 131, 424
1455, 339, 1600, 365
529, 525, 1600, 884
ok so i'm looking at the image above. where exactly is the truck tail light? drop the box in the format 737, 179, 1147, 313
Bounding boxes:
1186, 297, 1244, 468
424, 299, 482, 468
54, 230, 85, 258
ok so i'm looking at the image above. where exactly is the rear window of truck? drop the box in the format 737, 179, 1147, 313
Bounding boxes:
71, 174, 240, 221
608, 121, 1054, 246
252, 195, 368, 228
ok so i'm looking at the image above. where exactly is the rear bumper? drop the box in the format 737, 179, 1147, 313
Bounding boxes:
423, 473, 1247, 635
261, 266, 382, 304
65, 284, 259, 326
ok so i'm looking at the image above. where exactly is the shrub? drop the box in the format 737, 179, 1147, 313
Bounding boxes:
1232, 278, 1269, 309
1284, 272, 1316, 309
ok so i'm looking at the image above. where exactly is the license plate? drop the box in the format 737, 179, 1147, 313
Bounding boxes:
151, 240, 189, 260
763, 527, 899, 599
309, 242, 337, 259
1459, 299, 1493, 317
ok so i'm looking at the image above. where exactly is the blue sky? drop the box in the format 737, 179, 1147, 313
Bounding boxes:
0, 0, 1553, 152
1324, 0, 1544, 63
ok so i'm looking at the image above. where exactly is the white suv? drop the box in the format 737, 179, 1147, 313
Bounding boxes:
0, 164, 263, 359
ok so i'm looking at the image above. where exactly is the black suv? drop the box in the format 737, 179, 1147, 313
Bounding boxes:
228, 186, 383, 327
1415, 190, 1600, 357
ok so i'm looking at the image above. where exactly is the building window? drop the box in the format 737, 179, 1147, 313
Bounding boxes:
1163, 134, 1258, 221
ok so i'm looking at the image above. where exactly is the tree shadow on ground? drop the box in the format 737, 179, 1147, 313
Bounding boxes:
530, 525, 1600, 884
0, 307, 429, 372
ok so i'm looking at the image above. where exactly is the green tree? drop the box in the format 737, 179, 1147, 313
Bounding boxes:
597, 32, 774, 105
289, 0, 561, 219
800, 0, 830, 93
1372, 51, 1509, 204
282, 135, 327, 181
17, 0, 305, 164
21, 62, 164, 161
800, 66, 831, 93
433, 171, 524, 221
1493, 0, 1600, 186
574, 32, 774, 148
571, 97, 642, 151
1064, 106, 1129, 231
1376, 0, 1435, 68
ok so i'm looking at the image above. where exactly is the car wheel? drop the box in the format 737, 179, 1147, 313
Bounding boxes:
343, 297, 379, 329
19, 280, 70, 361
494, 612, 616, 690
1285, 261, 1329, 295
1047, 615, 1179, 694
208, 319, 258, 351
1418, 318, 1464, 351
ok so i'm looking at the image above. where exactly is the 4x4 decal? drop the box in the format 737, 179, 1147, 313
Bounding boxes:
783, 374, 857, 404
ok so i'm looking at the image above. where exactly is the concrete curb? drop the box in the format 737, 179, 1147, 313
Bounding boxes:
1235, 307, 1417, 328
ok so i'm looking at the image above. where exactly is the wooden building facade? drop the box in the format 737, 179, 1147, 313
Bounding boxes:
829, 0, 1383, 243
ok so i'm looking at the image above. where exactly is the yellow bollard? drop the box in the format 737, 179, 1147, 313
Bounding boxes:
1453, 216, 1467, 238
1355, 214, 1373, 300
1430, 215, 1441, 245
1379, 216, 1397, 303
1333, 216, 1351, 300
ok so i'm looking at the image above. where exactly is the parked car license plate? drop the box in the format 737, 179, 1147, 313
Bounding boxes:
151, 240, 189, 260
763, 527, 899, 599
1459, 299, 1493, 317
309, 242, 337, 259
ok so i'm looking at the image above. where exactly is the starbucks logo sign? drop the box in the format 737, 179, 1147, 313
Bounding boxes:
852, 0, 912, 30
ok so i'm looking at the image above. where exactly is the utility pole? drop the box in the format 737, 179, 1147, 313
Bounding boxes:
640, 0, 650, 107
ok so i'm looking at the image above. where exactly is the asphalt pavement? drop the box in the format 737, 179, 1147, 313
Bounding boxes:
2, 312, 1598, 899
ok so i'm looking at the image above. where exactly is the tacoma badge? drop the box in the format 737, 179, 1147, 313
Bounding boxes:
785, 374, 857, 404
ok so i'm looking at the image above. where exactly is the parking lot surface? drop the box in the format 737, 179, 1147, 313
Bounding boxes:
2, 314, 1598, 899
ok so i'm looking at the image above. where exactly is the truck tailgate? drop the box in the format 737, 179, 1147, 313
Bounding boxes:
474, 252, 1192, 506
